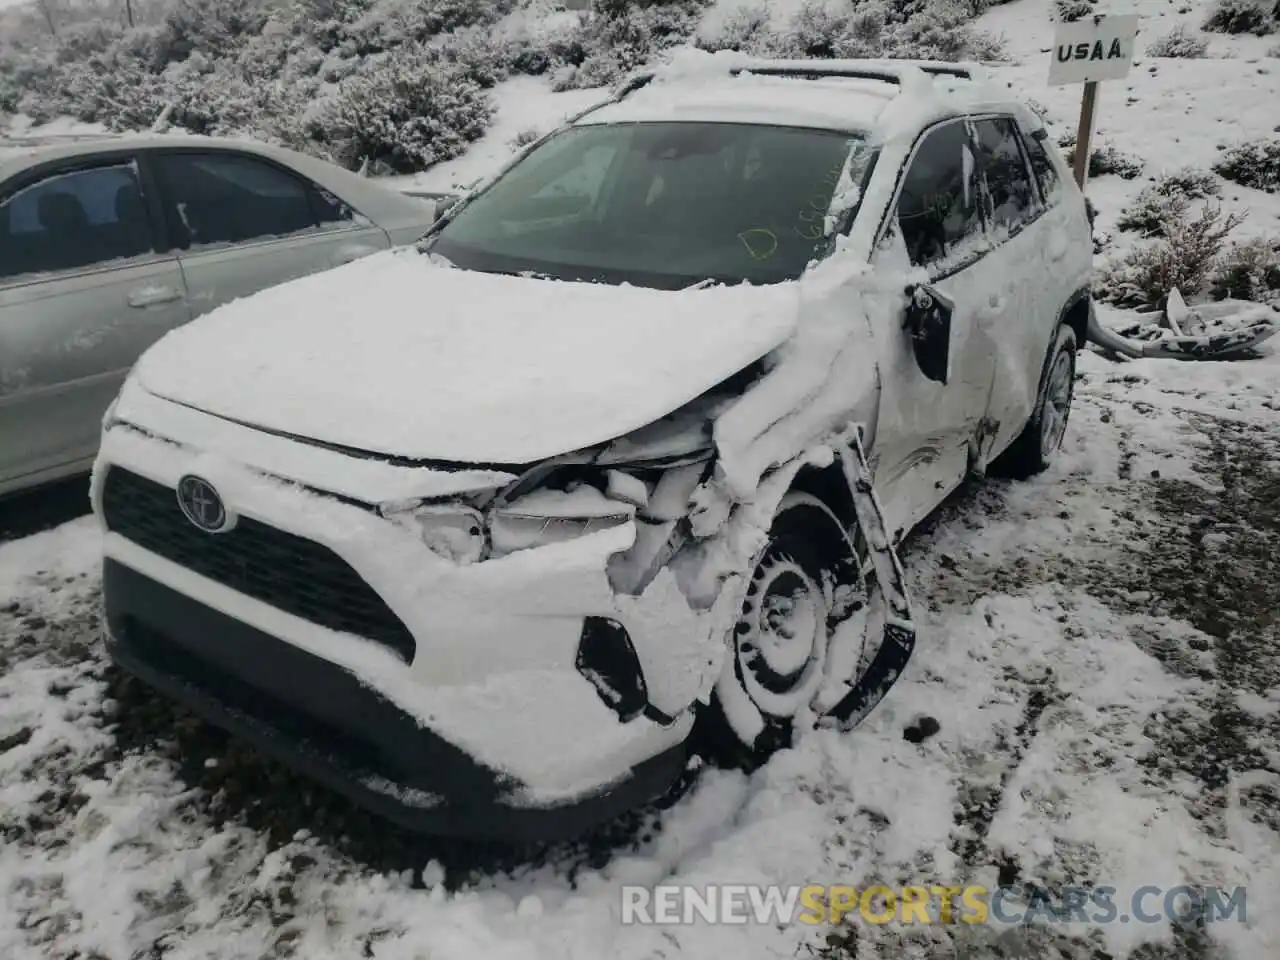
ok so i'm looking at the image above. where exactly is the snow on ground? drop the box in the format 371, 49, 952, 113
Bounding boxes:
3, 1, 1280, 958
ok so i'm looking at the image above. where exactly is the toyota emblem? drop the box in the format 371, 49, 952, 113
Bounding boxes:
176, 475, 231, 533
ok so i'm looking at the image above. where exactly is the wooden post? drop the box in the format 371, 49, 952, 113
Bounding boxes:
125, 0, 134, 28
1072, 80, 1099, 191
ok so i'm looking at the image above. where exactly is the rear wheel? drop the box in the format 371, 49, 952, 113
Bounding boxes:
693, 492, 865, 771
994, 324, 1078, 480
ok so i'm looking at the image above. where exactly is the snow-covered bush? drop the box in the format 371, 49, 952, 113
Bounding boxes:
1116, 168, 1222, 235
1208, 234, 1280, 303
1146, 24, 1210, 57
697, 0, 1004, 64
549, 0, 709, 91
159, 0, 272, 63
1096, 204, 1246, 308
1202, 0, 1275, 35
1214, 138, 1280, 192
1054, 0, 1095, 23
306, 44, 495, 173
1066, 143, 1144, 180
342, 0, 513, 57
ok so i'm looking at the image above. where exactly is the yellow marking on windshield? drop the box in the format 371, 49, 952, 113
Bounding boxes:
738, 227, 779, 260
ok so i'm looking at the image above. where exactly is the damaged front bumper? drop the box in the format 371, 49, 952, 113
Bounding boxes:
93, 414, 711, 840
102, 559, 690, 842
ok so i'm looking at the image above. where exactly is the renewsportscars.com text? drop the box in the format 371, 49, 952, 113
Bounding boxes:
620, 884, 1247, 926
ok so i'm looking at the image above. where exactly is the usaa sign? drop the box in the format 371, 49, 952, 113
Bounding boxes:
1048, 14, 1139, 86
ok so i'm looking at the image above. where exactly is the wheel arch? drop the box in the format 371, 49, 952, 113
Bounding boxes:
1059, 287, 1091, 348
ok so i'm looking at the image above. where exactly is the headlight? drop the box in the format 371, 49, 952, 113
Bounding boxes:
490, 483, 635, 557
380, 501, 487, 564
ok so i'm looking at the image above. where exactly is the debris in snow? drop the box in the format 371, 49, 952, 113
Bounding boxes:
903, 716, 942, 743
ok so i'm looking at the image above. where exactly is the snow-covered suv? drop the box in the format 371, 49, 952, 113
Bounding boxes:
92, 53, 1093, 842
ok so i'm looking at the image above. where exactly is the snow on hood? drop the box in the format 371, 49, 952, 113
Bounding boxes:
132, 249, 801, 465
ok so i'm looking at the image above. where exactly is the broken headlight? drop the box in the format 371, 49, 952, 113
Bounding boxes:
379, 501, 488, 564
488, 469, 643, 558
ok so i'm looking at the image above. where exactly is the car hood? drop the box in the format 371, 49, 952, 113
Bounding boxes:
133, 249, 801, 464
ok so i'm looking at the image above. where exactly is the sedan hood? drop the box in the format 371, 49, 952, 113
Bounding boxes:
133, 250, 801, 464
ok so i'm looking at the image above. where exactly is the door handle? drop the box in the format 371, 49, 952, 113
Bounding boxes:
127, 284, 183, 308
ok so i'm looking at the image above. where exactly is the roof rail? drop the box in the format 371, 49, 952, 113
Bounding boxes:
728, 58, 986, 85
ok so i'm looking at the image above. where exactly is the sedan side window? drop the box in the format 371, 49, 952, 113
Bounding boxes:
0, 163, 154, 281
895, 121, 984, 270
972, 117, 1041, 238
153, 152, 320, 249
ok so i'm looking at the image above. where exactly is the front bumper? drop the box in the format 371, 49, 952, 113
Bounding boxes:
104, 557, 690, 842
92, 394, 717, 841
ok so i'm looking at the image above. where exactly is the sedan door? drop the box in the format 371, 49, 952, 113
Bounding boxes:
146, 149, 391, 319
867, 118, 1003, 542
0, 155, 191, 494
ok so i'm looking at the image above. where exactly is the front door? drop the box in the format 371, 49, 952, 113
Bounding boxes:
0, 157, 191, 492
147, 149, 390, 319
867, 118, 1002, 541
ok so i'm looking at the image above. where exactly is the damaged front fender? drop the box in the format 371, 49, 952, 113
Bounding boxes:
821, 423, 917, 731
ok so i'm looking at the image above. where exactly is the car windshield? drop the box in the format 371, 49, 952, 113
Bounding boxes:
422, 122, 869, 290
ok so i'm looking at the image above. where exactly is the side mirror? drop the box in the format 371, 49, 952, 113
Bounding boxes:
904, 283, 953, 384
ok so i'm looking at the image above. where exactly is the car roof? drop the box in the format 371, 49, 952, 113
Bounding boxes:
578, 74, 899, 134
571, 56, 1036, 139
0, 132, 289, 181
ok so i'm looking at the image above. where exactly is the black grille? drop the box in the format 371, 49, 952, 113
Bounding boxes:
101, 467, 416, 663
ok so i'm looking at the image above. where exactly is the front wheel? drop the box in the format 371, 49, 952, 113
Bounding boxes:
693, 491, 865, 771
993, 324, 1078, 480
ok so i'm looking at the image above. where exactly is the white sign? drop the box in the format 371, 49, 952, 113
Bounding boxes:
1048, 14, 1139, 86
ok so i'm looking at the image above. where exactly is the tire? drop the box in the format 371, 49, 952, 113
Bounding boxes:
993, 324, 1078, 480
693, 491, 865, 772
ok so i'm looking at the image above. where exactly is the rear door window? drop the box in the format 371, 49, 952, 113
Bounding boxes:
1022, 131, 1061, 206
971, 116, 1041, 237
152, 152, 320, 249
0, 162, 154, 281
894, 120, 985, 271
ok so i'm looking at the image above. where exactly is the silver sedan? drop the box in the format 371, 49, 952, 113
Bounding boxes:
0, 133, 442, 497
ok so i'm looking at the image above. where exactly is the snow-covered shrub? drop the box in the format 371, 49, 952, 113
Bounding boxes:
1096, 204, 1246, 308
1214, 138, 1280, 192
1066, 143, 1144, 179
511, 126, 543, 147
549, 0, 709, 91
159, 0, 272, 64
342, 0, 514, 57
51, 20, 126, 64
1202, 0, 1275, 35
1055, 0, 1095, 23
307, 44, 494, 173
1116, 168, 1222, 235
697, 0, 1004, 63
1208, 234, 1280, 302
1146, 24, 1210, 57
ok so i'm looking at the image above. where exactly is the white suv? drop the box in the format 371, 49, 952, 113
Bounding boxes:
92, 54, 1092, 842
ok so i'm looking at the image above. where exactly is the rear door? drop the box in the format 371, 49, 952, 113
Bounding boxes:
0, 155, 191, 492
969, 115, 1074, 460
147, 149, 390, 318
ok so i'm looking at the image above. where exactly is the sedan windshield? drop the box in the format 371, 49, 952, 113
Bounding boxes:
423, 122, 868, 290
